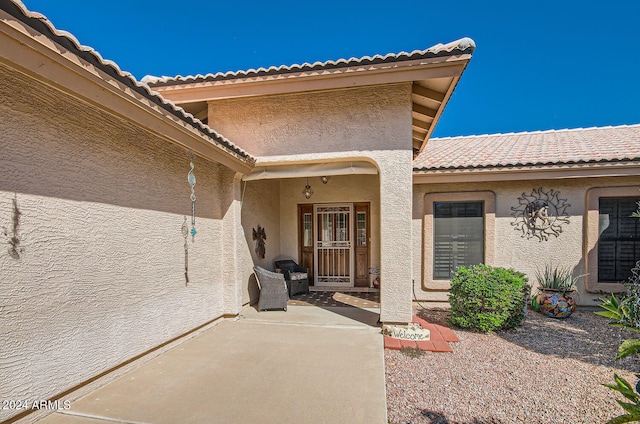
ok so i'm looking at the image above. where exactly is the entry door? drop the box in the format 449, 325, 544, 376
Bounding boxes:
314, 204, 354, 286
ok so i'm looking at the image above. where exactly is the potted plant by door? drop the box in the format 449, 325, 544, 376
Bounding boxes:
531, 265, 583, 319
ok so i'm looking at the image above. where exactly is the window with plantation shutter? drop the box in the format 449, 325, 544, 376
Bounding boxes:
598, 197, 640, 283
433, 201, 484, 280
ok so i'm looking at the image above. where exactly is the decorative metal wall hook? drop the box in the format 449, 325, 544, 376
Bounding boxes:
187, 151, 197, 242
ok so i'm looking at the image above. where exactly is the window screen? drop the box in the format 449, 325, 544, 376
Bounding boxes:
598, 198, 640, 282
434, 201, 484, 280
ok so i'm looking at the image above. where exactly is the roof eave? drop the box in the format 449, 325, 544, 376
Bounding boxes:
412, 161, 640, 184
151, 53, 472, 102
417, 59, 471, 152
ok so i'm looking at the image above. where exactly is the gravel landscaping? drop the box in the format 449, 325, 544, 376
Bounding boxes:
385, 307, 640, 424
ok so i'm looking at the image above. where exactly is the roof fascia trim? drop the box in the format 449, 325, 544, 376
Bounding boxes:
146, 41, 475, 88
412, 163, 640, 184
154, 58, 471, 103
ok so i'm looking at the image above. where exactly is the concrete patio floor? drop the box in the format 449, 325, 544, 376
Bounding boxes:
37, 303, 386, 424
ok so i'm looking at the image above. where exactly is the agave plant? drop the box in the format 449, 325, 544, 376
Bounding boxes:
535, 264, 582, 292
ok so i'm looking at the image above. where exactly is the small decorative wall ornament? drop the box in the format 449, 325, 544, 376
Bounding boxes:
252, 225, 267, 259
181, 216, 189, 285
187, 151, 197, 242
3, 193, 24, 259
511, 187, 570, 241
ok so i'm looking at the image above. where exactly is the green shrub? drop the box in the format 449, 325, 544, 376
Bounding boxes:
448, 264, 530, 332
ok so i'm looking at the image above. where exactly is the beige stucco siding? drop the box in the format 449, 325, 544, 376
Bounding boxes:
207, 84, 411, 157
413, 177, 640, 306
0, 67, 242, 419
240, 178, 282, 305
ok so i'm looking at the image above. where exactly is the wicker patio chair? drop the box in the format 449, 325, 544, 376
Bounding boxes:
274, 260, 310, 297
253, 266, 289, 311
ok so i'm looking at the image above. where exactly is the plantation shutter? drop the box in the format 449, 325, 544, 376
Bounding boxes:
598, 197, 640, 282
433, 201, 484, 280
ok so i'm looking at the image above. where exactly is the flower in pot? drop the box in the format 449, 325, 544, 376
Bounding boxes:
531, 265, 584, 319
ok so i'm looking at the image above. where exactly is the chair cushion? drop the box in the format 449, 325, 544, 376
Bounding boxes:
290, 272, 308, 281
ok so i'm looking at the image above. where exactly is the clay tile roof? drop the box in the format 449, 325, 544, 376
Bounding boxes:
2, 0, 253, 163
413, 124, 640, 171
142, 38, 476, 87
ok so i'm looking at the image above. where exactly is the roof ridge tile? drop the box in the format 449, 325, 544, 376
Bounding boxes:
415, 124, 640, 170
430, 123, 640, 141
143, 37, 476, 86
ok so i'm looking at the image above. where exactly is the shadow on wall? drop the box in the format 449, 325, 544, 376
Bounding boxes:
571, 255, 602, 306
0, 67, 236, 219
240, 178, 281, 263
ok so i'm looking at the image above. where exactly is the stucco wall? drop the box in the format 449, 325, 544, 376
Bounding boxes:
0, 68, 242, 420
240, 178, 281, 304
208, 84, 411, 157
412, 176, 640, 306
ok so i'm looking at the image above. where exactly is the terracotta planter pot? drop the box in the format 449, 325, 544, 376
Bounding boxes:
533, 289, 576, 319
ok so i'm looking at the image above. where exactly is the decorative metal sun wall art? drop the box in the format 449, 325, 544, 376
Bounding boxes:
511, 187, 570, 241
253, 225, 267, 259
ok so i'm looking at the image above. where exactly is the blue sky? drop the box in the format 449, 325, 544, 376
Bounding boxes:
20, 0, 640, 138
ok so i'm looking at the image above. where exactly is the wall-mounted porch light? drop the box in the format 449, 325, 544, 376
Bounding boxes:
302, 177, 314, 199
321, 175, 331, 184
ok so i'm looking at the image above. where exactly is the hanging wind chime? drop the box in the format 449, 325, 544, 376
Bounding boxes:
182, 216, 189, 285
183, 151, 197, 285
188, 151, 197, 241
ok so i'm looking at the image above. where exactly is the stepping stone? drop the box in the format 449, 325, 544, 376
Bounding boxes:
384, 336, 402, 350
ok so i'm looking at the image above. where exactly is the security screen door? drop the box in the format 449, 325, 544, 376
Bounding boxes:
314, 204, 354, 286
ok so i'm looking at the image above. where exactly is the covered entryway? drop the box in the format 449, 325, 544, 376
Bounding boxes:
149, 37, 475, 325
240, 160, 411, 323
